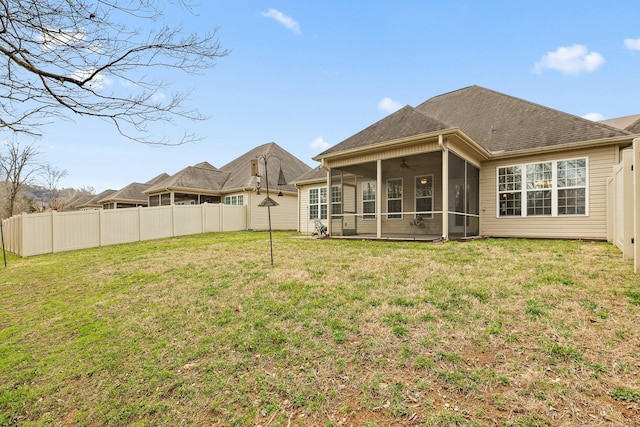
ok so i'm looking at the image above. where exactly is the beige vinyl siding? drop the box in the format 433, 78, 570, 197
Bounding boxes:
480, 146, 618, 239
298, 184, 322, 234
249, 193, 299, 231
325, 140, 441, 169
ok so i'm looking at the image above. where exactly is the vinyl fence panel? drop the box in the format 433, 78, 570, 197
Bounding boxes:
2, 203, 247, 257
140, 206, 174, 241
101, 208, 141, 246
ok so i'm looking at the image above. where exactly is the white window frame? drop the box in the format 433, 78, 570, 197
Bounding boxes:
362, 181, 376, 220
224, 195, 244, 205
309, 187, 328, 220
496, 157, 588, 217
415, 175, 434, 219
331, 185, 342, 218
387, 178, 403, 219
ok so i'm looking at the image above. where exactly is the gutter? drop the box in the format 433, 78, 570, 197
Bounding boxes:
486, 135, 634, 160
313, 128, 492, 163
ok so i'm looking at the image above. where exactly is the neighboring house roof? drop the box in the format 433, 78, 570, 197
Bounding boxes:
144, 162, 230, 195
628, 119, 640, 134
76, 189, 117, 209
219, 142, 312, 193
64, 193, 94, 210
600, 114, 640, 131
145, 173, 171, 186
98, 182, 151, 205
316, 85, 633, 159
99, 173, 171, 205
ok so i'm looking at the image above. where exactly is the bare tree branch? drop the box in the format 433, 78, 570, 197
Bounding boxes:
0, 0, 229, 145
0, 138, 41, 218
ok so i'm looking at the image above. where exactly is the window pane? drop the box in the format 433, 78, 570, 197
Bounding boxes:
558, 159, 586, 188
363, 182, 376, 201
499, 193, 521, 216
416, 176, 433, 218
363, 181, 376, 219
526, 163, 552, 190
331, 186, 342, 203
527, 190, 552, 215
387, 179, 402, 199
388, 199, 402, 219
320, 187, 328, 204
320, 204, 328, 220
498, 166, 522, 191
416, 198, 432, 213
558, 188, 586, 215
309, 188, 318, 204
309, 205, 318, 220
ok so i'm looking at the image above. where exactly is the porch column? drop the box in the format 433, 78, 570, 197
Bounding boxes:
376, 159, 382, 238
440, 135, 449, 240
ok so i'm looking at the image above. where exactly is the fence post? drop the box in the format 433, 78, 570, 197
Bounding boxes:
202, 203, 206, 234
51, 210, 57, 253
172, 204, 176, 237
634, 138, 640, 273
138, 206, 142, 241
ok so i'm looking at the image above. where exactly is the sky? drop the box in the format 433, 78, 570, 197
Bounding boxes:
17, 1, 640, 193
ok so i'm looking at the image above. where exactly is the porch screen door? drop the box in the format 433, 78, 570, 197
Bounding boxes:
448, 152, 480, 238
342, 184, 357, 235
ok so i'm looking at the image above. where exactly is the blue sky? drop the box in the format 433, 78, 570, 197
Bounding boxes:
27, 1, 640, 192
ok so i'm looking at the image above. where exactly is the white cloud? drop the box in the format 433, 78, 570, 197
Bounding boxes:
624, 37, 640, 51
261, 8, 301, 35
583, 113, 605, 121
532, 44, 604, 75
310, 137, 330, 150
378, 97, 402, 113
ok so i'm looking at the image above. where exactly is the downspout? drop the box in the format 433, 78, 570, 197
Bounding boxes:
376, 159, 382, 238
440, 135, 449, 240
294, 183, 301, 233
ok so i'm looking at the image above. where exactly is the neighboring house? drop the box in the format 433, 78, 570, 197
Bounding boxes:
600, 114, 640, 134
75, 189, 117, 210
144, 162, 229, 206
98, 173, 170, 209
63, 193, 95, 211
217, 142, 312, 231
143, 142, 311, 230
301, 85, 639, 240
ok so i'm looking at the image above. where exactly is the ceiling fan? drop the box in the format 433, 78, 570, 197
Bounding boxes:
399, 159, 416, 171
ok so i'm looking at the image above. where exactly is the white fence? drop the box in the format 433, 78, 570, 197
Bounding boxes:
1, 204, 247, 257
607, 138, 640, 273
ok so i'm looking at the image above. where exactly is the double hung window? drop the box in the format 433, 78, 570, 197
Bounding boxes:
309, 187, 328, 220
498, 158, 587, 217
415, 175, 433, 219
362, 181, 376, 219
387, 179, 403, 219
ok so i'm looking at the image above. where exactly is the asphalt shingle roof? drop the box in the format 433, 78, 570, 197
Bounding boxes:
316, 85, 633, 158
219, 142, 311, 192
145, 162, 230, 194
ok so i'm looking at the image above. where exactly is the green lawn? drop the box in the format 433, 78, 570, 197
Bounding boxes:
1, 232, 640, 426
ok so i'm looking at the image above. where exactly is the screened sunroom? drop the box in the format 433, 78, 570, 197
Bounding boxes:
326, 149, 480, 241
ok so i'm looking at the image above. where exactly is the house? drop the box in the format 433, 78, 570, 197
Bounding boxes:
75, 189, 117, 210
99, 173, 170, 209
144, 142, 312, 230
298, 85, 639, 241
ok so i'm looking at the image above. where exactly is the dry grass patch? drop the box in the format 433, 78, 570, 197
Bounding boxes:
1, 233, 639, 426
